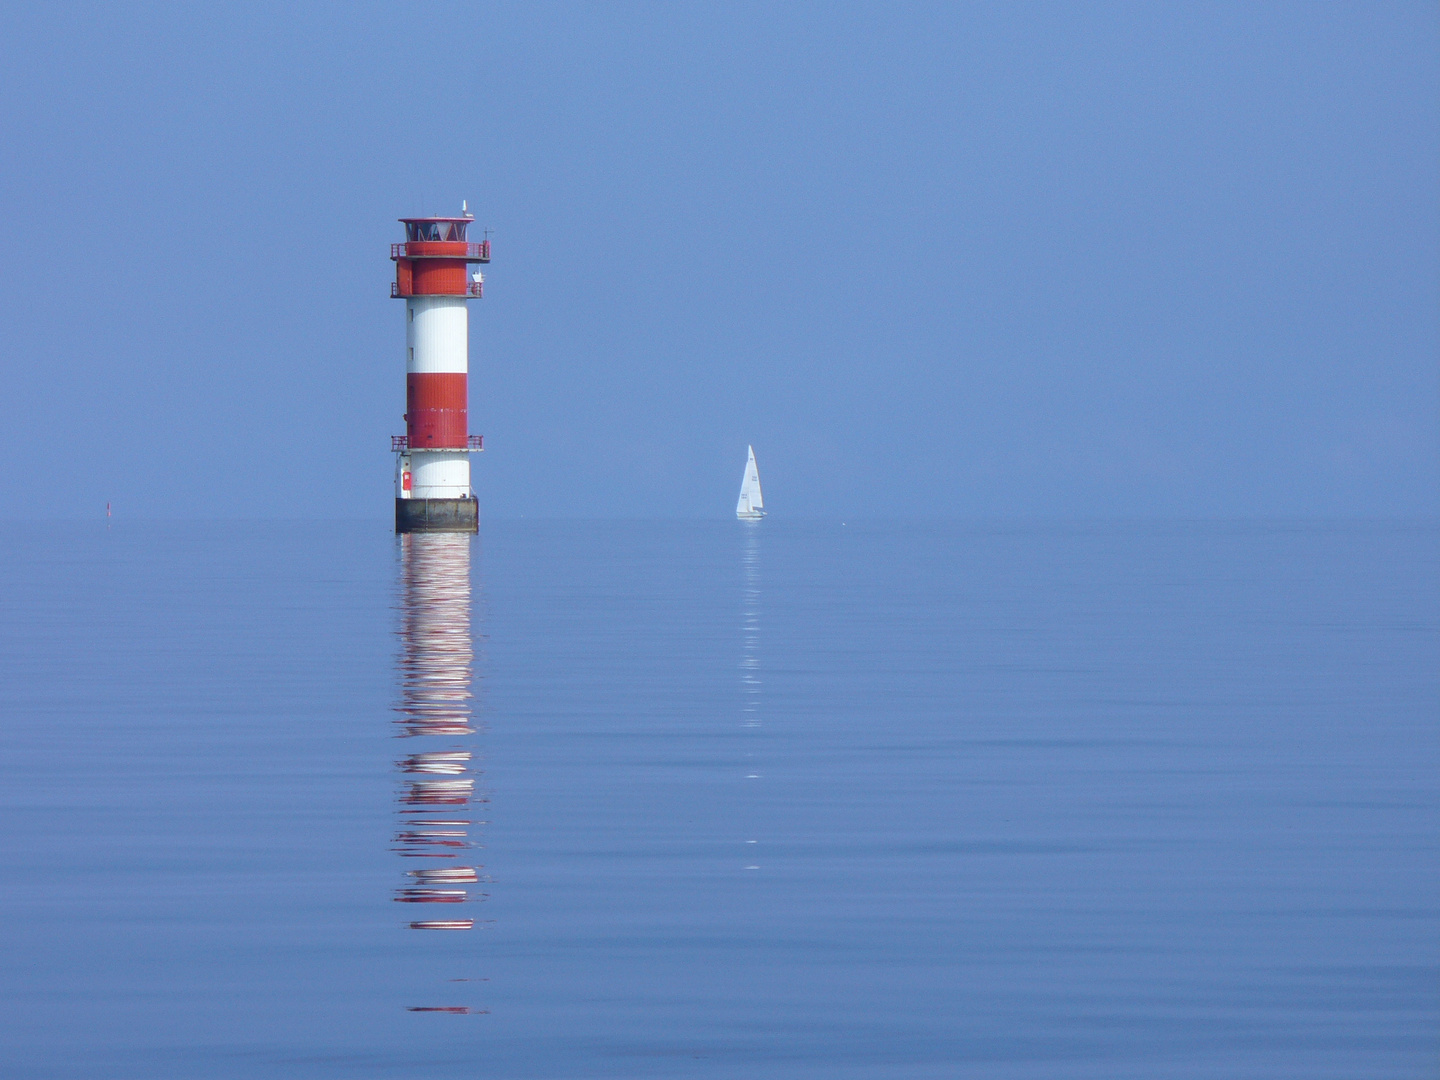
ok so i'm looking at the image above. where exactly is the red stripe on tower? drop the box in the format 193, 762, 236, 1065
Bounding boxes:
407, 373, 468, 448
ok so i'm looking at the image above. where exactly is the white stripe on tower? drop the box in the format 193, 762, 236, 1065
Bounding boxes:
407, 297, 468, 374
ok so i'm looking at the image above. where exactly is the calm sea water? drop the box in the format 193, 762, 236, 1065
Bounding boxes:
0, 519, 1435, 1078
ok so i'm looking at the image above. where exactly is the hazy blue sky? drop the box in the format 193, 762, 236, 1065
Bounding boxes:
1, 3, 1435, 519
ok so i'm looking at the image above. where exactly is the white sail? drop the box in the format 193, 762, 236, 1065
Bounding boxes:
736, 445, 765, 520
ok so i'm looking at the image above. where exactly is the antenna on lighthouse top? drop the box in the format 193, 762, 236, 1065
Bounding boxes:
462, 199, 473, 218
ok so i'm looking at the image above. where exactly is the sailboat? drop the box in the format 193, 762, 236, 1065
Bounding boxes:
736, 445, 765, 520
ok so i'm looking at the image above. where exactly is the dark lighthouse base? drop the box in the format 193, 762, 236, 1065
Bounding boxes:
395, 497, 479, 534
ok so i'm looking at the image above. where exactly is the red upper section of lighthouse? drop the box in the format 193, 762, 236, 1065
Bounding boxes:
392, 216, 490, 298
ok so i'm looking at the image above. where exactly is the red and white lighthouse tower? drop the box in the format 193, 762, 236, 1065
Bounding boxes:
390, 208, 491, 533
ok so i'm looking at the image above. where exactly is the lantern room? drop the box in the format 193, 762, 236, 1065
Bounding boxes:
391, 216, 491, 298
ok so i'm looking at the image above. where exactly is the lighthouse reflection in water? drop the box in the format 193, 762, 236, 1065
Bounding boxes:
393, 533, 488, 1012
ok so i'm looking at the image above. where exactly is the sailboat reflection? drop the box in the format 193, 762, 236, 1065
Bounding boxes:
741, 526, 761, 728
741, 523, 762, 872
393, 534, 488, 948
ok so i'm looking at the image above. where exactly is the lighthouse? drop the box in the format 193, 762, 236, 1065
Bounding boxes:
390, 208, 490, 533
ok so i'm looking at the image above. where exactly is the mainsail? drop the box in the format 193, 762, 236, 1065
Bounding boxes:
736, 445, 765, 519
